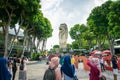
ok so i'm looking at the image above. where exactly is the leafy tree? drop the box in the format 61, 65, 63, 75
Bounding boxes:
40, 18, 53, 52
53, 45, 60, 49
0, 0, 53, 57
18, 0, 41, 56
108, 0, 120, 37
87, 0, 120, 54
69, 24, 87, 49
0, 0, 25, 57
100, 1, 115, 53
82, 28, 96, 50
87, 1, 113, 51
71, 41, 79, 49
69, 24, 87, 40
87, 6, 104, 50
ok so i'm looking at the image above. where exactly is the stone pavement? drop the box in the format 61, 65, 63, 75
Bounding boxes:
15, 60, 120, 80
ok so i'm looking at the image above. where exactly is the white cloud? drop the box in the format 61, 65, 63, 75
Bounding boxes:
41, 0, 108, 50
94, 0, 107, 6
41, 0, 64, 12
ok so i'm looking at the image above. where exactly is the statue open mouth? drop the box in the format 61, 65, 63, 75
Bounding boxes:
59, 28, 62, 30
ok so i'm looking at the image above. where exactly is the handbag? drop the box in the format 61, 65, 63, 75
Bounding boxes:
100, 75, 106, 80
74, 75, 78, 80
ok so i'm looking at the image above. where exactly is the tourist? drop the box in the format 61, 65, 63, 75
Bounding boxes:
74, 55, 79, 69
7, 61, 12, 76
71, 55, 75, 65
12, 54, 18, 80
43, 57, 62, 80
87, 57, 101, 80
61, 55, 75, 80
7, 57, 13, 75
0, 57, 12, 80
91, 51, 101, 72
100, 56, 105, 72
59, 53, 65, 66
19, 57, 28, 80
111, 55, 118, 80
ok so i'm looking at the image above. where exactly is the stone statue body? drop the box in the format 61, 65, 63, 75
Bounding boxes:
59, 23, 68, 48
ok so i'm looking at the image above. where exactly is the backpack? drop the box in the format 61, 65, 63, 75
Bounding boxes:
19, 60, 24, 70
12, 59, 17, 70
43, 66, 57, 80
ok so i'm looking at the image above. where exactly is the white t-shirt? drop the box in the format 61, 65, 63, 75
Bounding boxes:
100, 58, 104, 64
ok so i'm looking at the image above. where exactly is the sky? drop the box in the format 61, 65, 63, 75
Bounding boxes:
41, 0, 107, 50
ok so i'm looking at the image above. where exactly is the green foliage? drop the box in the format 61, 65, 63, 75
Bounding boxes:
67, 44, 72, 49
31, 52, 46, 60
16, 48, 22, 57
32, 53, 37, 60
0, 32, 4, 47
107, 0, 120, 36
72, 41, 79, 49
70, 24, 89, 49
53, 45, 60, 48
69, 24, 87, 40
86, 1, 115, 50
0, 0, 54, 58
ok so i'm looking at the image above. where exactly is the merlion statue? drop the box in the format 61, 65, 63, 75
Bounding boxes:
59, 23, 68, 48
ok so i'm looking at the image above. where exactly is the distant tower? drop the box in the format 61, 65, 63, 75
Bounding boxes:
59, 23, 68, 49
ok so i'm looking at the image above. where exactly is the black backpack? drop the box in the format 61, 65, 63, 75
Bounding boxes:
19, 60, 24, 70
12, 59, 17, 70
43, 66, 57, 80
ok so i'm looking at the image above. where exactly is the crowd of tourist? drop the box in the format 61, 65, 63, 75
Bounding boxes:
0, 54, 28, 80
43, 51, 119, 80
0, 51, 119, 80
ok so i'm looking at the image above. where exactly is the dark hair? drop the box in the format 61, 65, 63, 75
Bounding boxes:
13, 54, 17, 57
112, 55, 117, 59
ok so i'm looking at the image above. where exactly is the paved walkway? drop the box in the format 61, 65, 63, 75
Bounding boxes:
15, 60, 120, 80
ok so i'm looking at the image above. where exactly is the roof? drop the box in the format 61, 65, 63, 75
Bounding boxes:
114, 39, 120, 42
0, 27, 24, 37
114, 45, 120, 49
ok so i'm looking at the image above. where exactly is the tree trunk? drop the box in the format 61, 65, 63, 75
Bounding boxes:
4, 7, 13, 58
4, 27, 9, 57
32, 36, 37, 53
88, 40, 92, 51
36, 40, 41, 53
30, 36, 33, 53
41, 39, 47, 52
108, 35, 115, 55
8, 27, 21, 56
21, 31, 27, 57
97, 38, 101, 50
41, 40, 44, 52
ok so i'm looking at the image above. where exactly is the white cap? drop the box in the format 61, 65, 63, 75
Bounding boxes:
95, 51, 101, 55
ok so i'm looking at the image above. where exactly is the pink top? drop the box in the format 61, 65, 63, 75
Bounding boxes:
23, 59, 28, 71
87, 60, 100, 80
55, 67, 62, 80
49, 57, 62, 80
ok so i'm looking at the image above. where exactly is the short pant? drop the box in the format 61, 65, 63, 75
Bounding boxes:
113, 69, 118, 75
